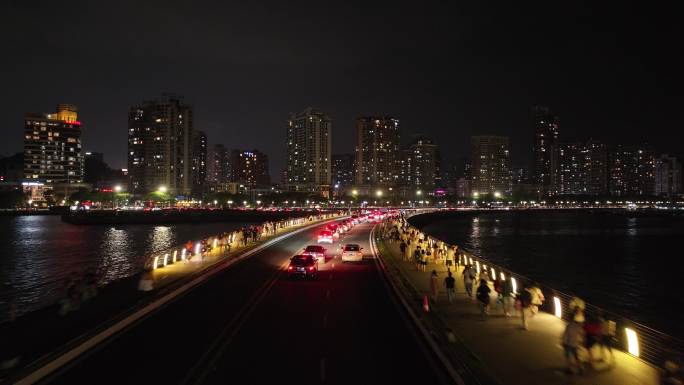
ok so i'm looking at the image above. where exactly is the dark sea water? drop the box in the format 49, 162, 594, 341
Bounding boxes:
0, 216, 256, 320
413, 210, 684, 339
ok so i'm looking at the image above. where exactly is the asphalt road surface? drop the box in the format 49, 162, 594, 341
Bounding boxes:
47, 221, 450, 385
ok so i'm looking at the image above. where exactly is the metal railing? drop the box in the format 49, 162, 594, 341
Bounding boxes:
401, 211, 684, 369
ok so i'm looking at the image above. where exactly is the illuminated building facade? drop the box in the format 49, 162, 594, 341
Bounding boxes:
355, 116, 400, 187
400, 136, 440, 191
231, 149, 270, 188
208, 144, 230, 185
655, 154, 682, 196
470, 135, 511, 196
286, 107, 331, 194
127, 94, 193, 195
23, 104, 84, 185
532, 106, 560, 196
192, 130, 207, 195
331, 153, 355, 188
607, 144, 655, 196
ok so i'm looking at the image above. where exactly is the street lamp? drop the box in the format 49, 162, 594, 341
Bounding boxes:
494, 191, 501, 199
113, 185, 122, 209
158, 186, 167, 193
416, 190, 422, 196
376, 190, 383, 197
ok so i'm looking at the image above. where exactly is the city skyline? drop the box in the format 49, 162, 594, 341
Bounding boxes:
2, 2, 682, 176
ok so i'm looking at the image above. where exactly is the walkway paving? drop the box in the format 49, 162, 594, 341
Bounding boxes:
379, 237, 660, 385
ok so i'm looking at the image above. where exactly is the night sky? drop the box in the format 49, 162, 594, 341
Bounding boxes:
2, 1, 682, 175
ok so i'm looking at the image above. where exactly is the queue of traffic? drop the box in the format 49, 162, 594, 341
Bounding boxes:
286, 209, 399, 278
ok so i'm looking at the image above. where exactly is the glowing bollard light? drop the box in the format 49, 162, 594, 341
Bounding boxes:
195, 242, 201, 256
213, 238, 217, 249
511, 277, 518, 294
491, 268, 496, 279
500, 272, 505, 280
476, 261, 480, 274
163, 253, 169, 266
625, 328, 640, 357
553, 296, 562, 318
153, 256, 159, 270
181, 249, 187, 260
172, 250, 178, 262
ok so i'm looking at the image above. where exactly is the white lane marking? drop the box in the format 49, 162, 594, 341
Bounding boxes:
15, 217, 344, 385
320, 357, 326, 382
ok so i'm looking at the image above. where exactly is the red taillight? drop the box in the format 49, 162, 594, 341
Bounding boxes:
288, 266, 293, 270
308, 266, 314, 271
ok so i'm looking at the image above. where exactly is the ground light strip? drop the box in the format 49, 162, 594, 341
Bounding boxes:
15, 217, 343, 385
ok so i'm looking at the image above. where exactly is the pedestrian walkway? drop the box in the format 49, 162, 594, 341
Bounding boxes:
379, 238, 660, 385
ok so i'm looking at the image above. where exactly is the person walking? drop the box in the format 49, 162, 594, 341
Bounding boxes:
598, 311, 616, 363
501, 277, 514, 316
444, 271, 456, 303
528, 283, 545, 317
445, 246, 454, 271
399, 241, 407, 261
430, 270, 439, 303
463, 265, 475, 298
562, 319, 585, 375
479, 268, 490, 284
420, 249, 429, 272
584, 314, 602, 366
569, 296, 586, 323
476, 279, 491, 320
519, 285, 533, 330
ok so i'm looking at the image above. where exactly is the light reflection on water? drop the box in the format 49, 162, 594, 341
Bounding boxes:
0, 216, 254, 320
418, 211, 684, 339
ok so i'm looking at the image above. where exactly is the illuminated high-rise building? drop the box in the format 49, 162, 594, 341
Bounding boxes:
192, 130, 207, 195
208, 144, 230, 184
127, 94, 193, 195
532, 106, 560, 196
401, 136, 440, 191
607, 144, 655, 196
655, 154, 681, 196
471, 135, 511, 196
355, 116, 400, 187
331, 153, 355, 188
231, 149, 270, 188
286, 107, 331, 195
556, 140, 608, 196
23, 104, 84, 185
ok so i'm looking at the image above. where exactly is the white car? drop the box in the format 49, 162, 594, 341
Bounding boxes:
317, 230, 334, 244
341, 244, 363, 262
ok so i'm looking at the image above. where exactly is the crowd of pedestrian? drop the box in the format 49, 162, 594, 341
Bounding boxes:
378, 214, 652, 379
561, 301, 617, 374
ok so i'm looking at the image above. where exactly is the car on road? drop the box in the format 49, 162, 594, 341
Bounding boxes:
317, 230, 333, 244
302, 245, 327, 260
341, 243, 363, 262
327, 224, 340, 237
287, 255, 319, 279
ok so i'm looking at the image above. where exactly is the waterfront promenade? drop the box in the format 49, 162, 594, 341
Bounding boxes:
0, 213, 340, 383
377, 228, 661, 385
